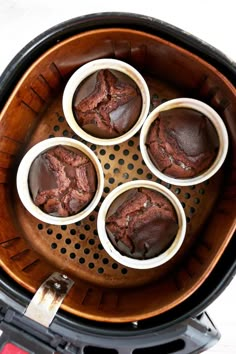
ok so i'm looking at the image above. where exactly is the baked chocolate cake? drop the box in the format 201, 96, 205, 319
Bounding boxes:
73, 69, 142, 138
29, 145, 96, 217
106, 188, 178, 259
146, 108, 219, 178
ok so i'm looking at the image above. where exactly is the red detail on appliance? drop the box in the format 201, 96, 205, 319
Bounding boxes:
0, 343, 29, 354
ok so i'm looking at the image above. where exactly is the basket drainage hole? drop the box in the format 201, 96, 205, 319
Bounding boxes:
132, 154, 139, 161
70, 253, 76, 259
175, 188, 181, 195
123, 149, 129, 156
89, 215, 96, 222
184, 193, 191, 199
199, 188, 205, 195
56, 233, 62, 240
118, 159, 124, 165
104, 163, 110, 170
121, 268, 128, 274
47, 229, 53, 235
51, 243, 57, 249
65, 238, 71, 245
80, 234, 86, 240
63, 130, 69, 137
151, 93, 159, 105
93, 253, 99, 259
102, 258, 109, 264
60, 248, 66, 254
100, 149, 106, 155
84, 224, 90, 231
89, 239, 95, 245
109, 154, 115, 160
54, 125, 60, 132
98, 244, 103, 250
121, 172, 128, 179
61, 225, 67, 230
194, 198, 200, 204
88, 262, 94, 269
137, 168, 143, 175
58, 116, 64, 122
109, 177, 115, 184
112, 263, 118, 269
128, 140, 134, 147
98, 267, 104, 274
128, 163, 134, 170
84, 248, 90, 255
70, 229, 76, 235
79, 257, 85, 264
37, 224, 43, 230
75, 243, 80, 249
104, 187, 110, 194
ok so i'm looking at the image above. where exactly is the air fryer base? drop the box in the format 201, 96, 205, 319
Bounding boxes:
0, 292, 220, 354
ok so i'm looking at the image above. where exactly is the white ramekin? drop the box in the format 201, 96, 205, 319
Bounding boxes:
140, 97, 229, 186
97, 180, 186, 269
62, 58, 150, 146
16, 137, 104, 225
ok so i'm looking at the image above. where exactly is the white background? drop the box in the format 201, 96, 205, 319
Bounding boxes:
0, 1, 235, 353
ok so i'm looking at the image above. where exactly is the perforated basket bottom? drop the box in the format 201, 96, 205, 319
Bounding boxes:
13, 77, 223, 288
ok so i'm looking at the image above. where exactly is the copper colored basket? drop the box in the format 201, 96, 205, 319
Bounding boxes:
0, 27, 235, 323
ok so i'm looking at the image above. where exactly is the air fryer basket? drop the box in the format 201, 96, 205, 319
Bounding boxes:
0, 13, 235, 325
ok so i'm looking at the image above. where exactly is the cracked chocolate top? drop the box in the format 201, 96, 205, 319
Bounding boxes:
146, 108, 219, 178
106, 188, 178, 259
73, 69, 142, 138
29, 145, 97, 217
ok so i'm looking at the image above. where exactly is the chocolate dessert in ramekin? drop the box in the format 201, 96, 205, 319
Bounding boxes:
97, 180, 186, 269
17, 138, 104, 225
140, 98, 228, 186
63, 59, 150, 146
